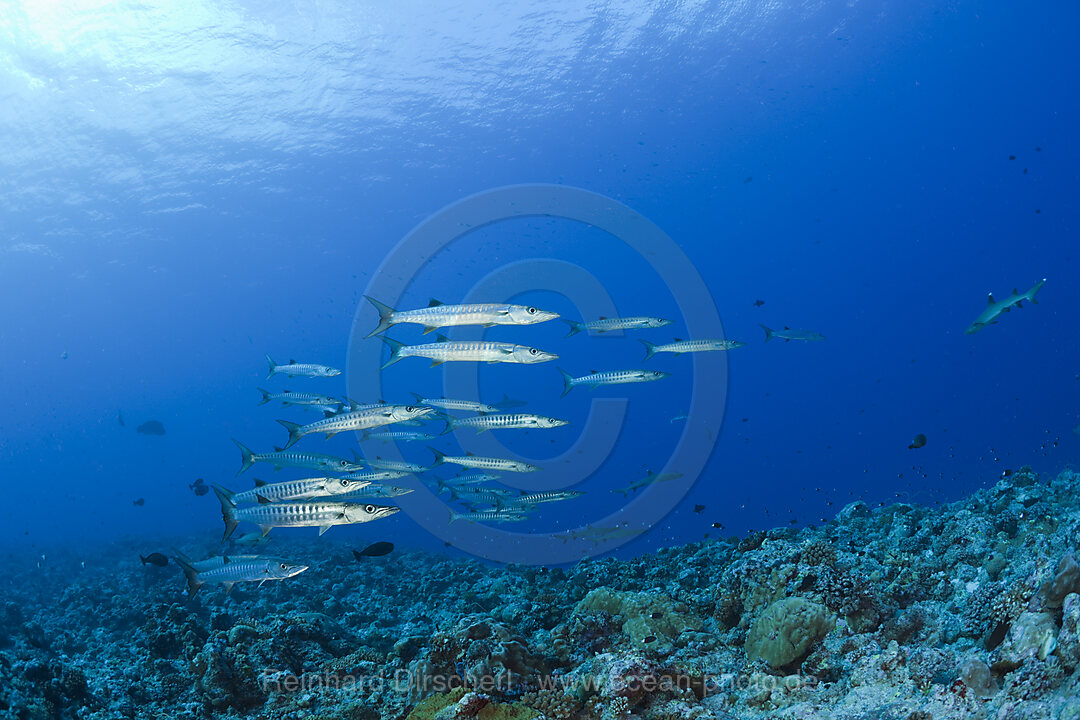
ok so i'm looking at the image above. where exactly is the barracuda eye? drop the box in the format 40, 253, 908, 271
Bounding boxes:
529, 348, 538, 355
527, 307, 537, 314
405, 406, 416, 412
279, 563, 287, 570
365, 504, 376, 513
340, 479, 350, 487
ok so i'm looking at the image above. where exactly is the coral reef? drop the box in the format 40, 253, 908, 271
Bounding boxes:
1, 467, 1079, 719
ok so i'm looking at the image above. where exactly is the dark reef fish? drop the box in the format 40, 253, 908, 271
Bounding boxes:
117, 409, 126, 427
189, 478, 209, 496
136, 420, 166, 435
140, 553, 169, 567
353, 542, 394, 559
908, 433, 927, 449
132, 498, 145, 506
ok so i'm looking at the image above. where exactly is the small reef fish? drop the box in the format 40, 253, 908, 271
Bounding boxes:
265, 355, 341, 379
908, 433, 927, 450
189, 478, 209, 496
409, 393, 501, 414
277, 404, 433, 449
641, 339, 745, 361
360, 429, 435, 443
448, 509, 528, 524
132, 497, 145, 506
442, 412, 569, 434
227, 477, 372, 504
429, 447, 540, 473
1073, 423, 1080, 436
136, 420, 166, 436
560, 368, 669, 396
354, 542, 394, 559
117, 410, 125, 427
213, 486, 400, 539
258, 388, 342, 408
172, 551, 308, 596
610, 470, 683, 496
562, 316, 672, 336
966, 279, 1046, 334
233, 440, 365, 475
760, 326, 824, 342
140, 553, 169, 567
381, 336, 558, 369
365, 296, 559, 336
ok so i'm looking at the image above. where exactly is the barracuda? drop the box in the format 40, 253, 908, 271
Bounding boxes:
257, 388, 342, 408
365, 296, 559, 336
759, 327, 824, 343
339, 469, 411, 482
504, 491, 584, 509
341, 482, 415, 498
563, 315, 672, 336
442, 412, 569, 434
213, 486, 399, 539
228, 477, 372, 504
360, 429, 435, 443
362, 456, 429, 473
409, 393, 501, 414
232, 440, 365, 475
641, 338, 746, 360
428, 447, 539, 473
277, 404, 433, 449
265, 355, 341, 379
448, 508, 529, 524
559, 368, 669, 396
380, 336, 557, 369
172, 551, 308, 596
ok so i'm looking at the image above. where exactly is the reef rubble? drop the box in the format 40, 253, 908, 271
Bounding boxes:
2, 467, 1079, 719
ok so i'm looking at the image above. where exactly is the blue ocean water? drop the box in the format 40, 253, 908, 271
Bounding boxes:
0, 0, 1076, 562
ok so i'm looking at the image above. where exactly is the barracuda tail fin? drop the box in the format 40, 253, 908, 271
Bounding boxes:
562, 319, 585, 337
439, 416, 458, 435
760, 325, 776, 342
639, 340, 658, 362
429, 446, 447, 467
277, 420, 302, 449
257, 388, 273, 406
365, 296, 397, 338
212, 486, 239, 542
171, 550, 203, 597
265, 355, 279, 380
558, 368, 575, 397
380, 337, 406, 369
495, 393, 526, 410
1027, 278, 1047, 304
233, 439, 256, 475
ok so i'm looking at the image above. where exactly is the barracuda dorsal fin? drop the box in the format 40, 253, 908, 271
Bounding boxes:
598, 316, 608, 319
430, 360, 445, 367
674, 338, 683, 342
256, 494, 272, 504
290, 358, 297, 364
465, 451, 475, 456
436, 334, 450, 342
988, 294, 996, 305
222, 555, 231, 564
254, 479, 267, 487
428, 298, 444, 307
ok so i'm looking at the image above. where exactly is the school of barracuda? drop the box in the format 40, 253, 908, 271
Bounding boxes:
172, 295, 747, 596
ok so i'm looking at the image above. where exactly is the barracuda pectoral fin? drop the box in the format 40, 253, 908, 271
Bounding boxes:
476, 427, 488, 434
257, 578, 268, 588
256, 494, 272, 504
259, 525, 273, 537
318, 524, 334, 536
223, 582, 235, 596
422, 326, 439, 334
430, 360, 445, 367
325, 431, 337, 439
482, 323, 496, 327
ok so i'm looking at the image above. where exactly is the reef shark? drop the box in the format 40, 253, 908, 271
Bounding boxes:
966, 279, 1046, 334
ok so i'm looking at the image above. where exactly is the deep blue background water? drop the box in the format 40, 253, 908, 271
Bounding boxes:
1, 1, 1077, 561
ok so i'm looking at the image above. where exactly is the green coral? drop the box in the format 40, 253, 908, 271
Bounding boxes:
406, 688, 540, 720
745, 597, 834, 669
573, 588, 701, 654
